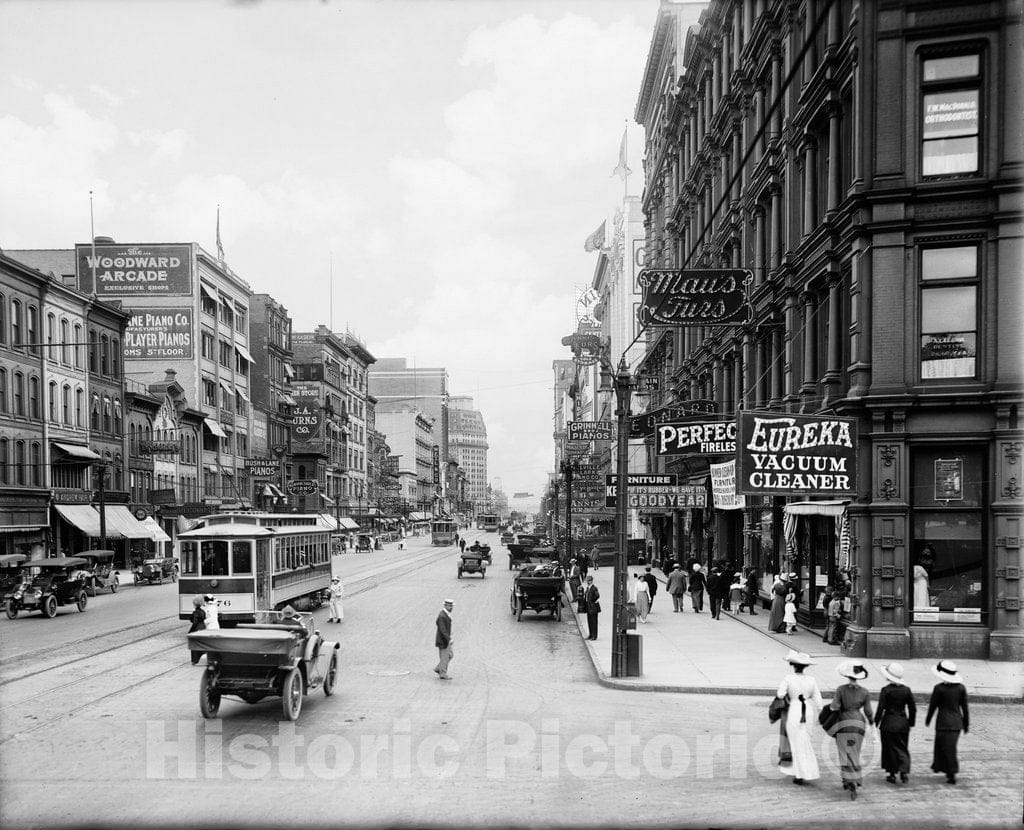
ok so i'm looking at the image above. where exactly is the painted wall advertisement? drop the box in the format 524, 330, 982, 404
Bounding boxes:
76, 243, 193, 296
290, 399, 323, 443
123, 308, 193, 359
736, 411, 857, 496
710, 460, 746, 510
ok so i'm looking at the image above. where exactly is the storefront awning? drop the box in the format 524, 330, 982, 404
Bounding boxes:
283, 363, 296, 378
408, 512, 431, 522
103, 505, 157, 539
54, 504, 104, 537
783, 500, 848, 517
139, 516, 171, 542
203, 419, 228, 438
51, 442, 101, 461
281, 393, 297, 406
316, 513, 358, 531
235, 343, 254, 364
320, 494, 335, 506
200, 283, 216, 301
235, 385, 250, 402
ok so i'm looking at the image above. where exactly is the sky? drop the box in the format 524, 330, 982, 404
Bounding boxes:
0, 0, 679, 507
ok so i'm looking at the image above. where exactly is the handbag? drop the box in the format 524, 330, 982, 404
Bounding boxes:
769, 695, 790, 723
818, 704, 842, 735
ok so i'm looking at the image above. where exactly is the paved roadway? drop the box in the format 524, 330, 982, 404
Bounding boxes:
1, 531, 1020, 829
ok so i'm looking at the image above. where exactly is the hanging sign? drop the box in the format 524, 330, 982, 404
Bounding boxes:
710, 461, 746, 510
244, 459, 280, 478
736, 411, 857, 496
637, 269, 751, 327
630, 401, 717, 439
568, 421, 614, 442
290, 399, 323, 442
656, 420, 736, 456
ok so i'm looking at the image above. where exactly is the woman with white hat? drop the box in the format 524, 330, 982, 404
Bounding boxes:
829, 661, 874, 799
775, 650, 823, 785
925, 660, 969, 785
874, 662, 917, 783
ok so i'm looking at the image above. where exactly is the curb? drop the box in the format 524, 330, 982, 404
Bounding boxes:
568, 573, 1023, 703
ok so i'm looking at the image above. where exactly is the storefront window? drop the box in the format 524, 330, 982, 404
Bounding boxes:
911, 448, 985, 624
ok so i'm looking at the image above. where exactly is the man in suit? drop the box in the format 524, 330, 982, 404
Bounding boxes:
584, 575, 601, 640
434, 599, 454, 680
643, 566, 659, 613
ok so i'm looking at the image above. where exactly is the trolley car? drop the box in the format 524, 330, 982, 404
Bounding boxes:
478, 513, 500, 533
431, 519, 456, 546
177, 512, 334, 624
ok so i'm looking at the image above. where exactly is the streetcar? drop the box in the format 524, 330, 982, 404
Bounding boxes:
431, 518, 456, 546
478, 513, 500, 533
177, 512, 333, 624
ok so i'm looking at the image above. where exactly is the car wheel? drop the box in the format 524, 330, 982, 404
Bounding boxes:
510, 594, 516, 615
86, 581, 96, 598
76, 591, 88, 612
457, 569, 462, 579
42, 595, 57, 618
324, 652, 338, 697
199, 669, 221, 719
516, 598, 524, 621
282, 668, 303, 721
110, 577, 119, 594
5, 600, 17, 620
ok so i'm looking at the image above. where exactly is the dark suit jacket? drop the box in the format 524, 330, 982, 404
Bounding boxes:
926, 682, 969, 732
874, 682, 917, 731
435, 610, 452, 648
643, 573, 658, 597
584, 584, 601, 613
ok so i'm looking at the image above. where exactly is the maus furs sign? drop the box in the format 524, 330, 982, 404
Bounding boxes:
737, 411, 857, 496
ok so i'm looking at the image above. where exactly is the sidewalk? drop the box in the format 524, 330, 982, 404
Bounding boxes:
570, 565, 1023, 703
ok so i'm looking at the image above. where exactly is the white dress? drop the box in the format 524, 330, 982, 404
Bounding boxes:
913, 565, 931, 608
776, 673, 823, 780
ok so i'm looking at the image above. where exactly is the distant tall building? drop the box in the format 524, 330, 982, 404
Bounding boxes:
448, 396, 488, 509
369, 358, 449, 462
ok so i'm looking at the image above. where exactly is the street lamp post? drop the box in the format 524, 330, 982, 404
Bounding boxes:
612, 357, 632, 678
561, 458, 574, 567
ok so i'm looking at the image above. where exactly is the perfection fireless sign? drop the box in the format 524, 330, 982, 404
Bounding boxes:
76, 243, 193, 296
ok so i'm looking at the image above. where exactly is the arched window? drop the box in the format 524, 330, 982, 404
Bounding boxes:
91, 393, 100, 431
88, 329, 97, 372
103, 396, 112, 433
113, 454, 122, 490
74, 323, 82, 367
0, 292, 6, 344
48, 380, 57, 422
75, 388, 84, 427
11, 300, 22, 349
14, 440, 25, 485
101, 335, 109, 375
47, 312, 56, 356
29, 376, 40, 419
113, 398, 123, 434
30, 442, 42, 486
62, 384, 71, 424
61, 318, 70, 364
0, 439, 8, 484
110, 337, 119, 377
0, 368, 6, 413
27, 305, 38, 355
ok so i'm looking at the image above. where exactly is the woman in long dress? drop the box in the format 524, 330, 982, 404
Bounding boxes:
830, 661, 874, 799
776, 650, 822, 784
913, 564, 931, 608
632, 572, 650, 622
768, 575, 787, 632
925, 660, 969, 785
875, 662, 916, 783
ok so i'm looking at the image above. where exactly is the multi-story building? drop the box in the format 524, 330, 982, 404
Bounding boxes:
447, 395, 488, 511
633, 0, 1022, 659
341, 332, 376, 522
375, 408, 436, 517
369, 358, 450, 463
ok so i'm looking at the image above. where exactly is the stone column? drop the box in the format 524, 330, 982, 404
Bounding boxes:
827, 104, 841, 214
801, 292, 817, 394
803, 140, 817, 237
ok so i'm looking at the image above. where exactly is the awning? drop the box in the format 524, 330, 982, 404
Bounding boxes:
235, 385, 250, 402
52, 442, 101, 461
54, 505, 103, 537
218, 378, 234, 395
408, 512, 431, 522
316, 514, 358, 531
283, 363, 296, 378
267, 484, 285, 498
140, 516, 171, 542
281, 393, 297, 406
200, 283, 216, 300
235, 343, 254, 364
783, 500, 848, 518
320, 494, 335, 506
203, 419, 228, 438
103, 505, 157, 539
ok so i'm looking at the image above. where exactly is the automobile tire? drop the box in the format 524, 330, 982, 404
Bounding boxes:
86, 581, 96, 598
42, 595, 57, 619
516, 598, 524, 622
457, 570, 462, 579
282, 668, 303, 721
324, 652, 338, 697
5, 600, 17, 620
199, 669, 221, 719
76, 591, 88, 612
110, 577, 119, 594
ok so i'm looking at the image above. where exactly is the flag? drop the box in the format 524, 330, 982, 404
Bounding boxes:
583, 220, 606, 252
216, 205, 225, 262
612, 128, 631, 180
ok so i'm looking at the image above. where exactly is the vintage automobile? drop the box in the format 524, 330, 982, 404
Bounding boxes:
355, 534, 375, 553
457, 551, 487, 579
510, 562, 564, 621
506, 534, 548, 569
77, 550, 120, 596
187, 608, 340, 721
467, 541, 492, 563
500, 531, 515, 546
133, 556, 177, 585
4, 557, 90, 619
0, 554, 27, 598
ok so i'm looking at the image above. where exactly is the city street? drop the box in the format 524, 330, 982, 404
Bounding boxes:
1, 533, 1020, 829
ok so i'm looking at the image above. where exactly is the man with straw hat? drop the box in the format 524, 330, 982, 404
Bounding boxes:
925, 660, 969, 785
874, 662, 916, 784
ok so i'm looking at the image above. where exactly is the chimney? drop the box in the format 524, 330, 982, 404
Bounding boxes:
164, 369, 177, 383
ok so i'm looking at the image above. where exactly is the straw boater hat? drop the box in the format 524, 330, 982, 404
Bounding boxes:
932, 659, 962, 683
692, 563, 702, 572
837, 660, 869, 680
673, 563, 681, 569
785, 649, 813, 667
881, 662, 905, 684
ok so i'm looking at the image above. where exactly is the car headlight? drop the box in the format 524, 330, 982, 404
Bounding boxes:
13, 591, 22, 600
32, 589, 42, 597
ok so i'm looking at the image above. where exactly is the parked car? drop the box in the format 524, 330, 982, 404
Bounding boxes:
77, 550, 120, 595
133, 556, 177, 585
5, 557, 90, 619
0, 554, 27, 598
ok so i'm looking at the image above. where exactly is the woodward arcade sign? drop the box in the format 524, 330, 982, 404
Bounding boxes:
637, 269, 751, 327
736, 412, 857, 496
76, 243, 192, 297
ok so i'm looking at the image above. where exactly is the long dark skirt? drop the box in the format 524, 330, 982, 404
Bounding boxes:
778, 720, 792, 764
932, 729, 960, 775
769, 595, 786, 632
880, 728, 911, 775
835, 730, 865, 785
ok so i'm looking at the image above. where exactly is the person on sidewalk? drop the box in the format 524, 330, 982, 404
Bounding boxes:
689, 563, 707, 612
768, 575, 788, 633
643, 566, 658, 613
327, 576, 345, 623
459, 537, 466, 553
925, 660, 969, 785
578, 551, 589, 581
875, 662, 916, 784
784, 591, 798, 634
433, 599, 454, 680
729, 572, 744, 611
666, 564, 687, 612
830, 661, 874, 800
568, 559, 581, 601
188, 595, 207, 665
583, 575, 601, 640
720, 560, 736, 611
824, 590, 844, 644
631, 572, 650, 622
590, 544, 600, 572
708, 567, 724, 619
739, 568, 759, 615
776, 650, 823, 786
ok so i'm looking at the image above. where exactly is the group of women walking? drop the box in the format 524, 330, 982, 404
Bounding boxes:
774, 651, 970, 799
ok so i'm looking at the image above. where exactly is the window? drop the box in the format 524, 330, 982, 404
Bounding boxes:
30, 442, 42, 486
113, 398, 123, 434
202, 377, 217, 406
920, 244, 978, 379
48, 381, 58, 422
921, 52, 980, 176
236, 432, 249, 456
232, 541, 253, 575
27, 306, 38, 355
0, 368, 6, 412
103, 396, 112, 433
201, 289, 218, 318
111, 338, 120, 377
200, 540, 229, 576
220, 299, 234, 327
47, 312, 56, 357
0, 293, 5, 344
11, 300, 22, 349
219, 340, 232, 368
0, 439, 6, 484
88, 329, 97, 372
76, 388, 84, 427
101, 335, 109, 375
62, 384, 71, 424
74, 324, 82, 367
28, 376, 40, 419
234, 305, 247, 333
14, 440, 25, 485
201, 329, 215, 360
91, 393, 100, 431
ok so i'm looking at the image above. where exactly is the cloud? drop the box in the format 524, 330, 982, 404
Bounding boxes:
89, 83, 123, 107
127, 127, 190, 160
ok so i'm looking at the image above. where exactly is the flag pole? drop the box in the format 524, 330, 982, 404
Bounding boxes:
329, 251, 334, 330
89, 190, 97, 294
623, 120, 629, 201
